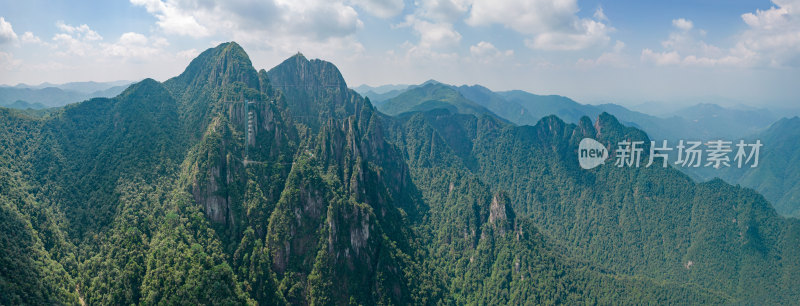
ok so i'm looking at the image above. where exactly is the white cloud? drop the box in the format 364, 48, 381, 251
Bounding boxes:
49, 22, 108, 57
466, 0, 611, 51
594, 6, 608, 22
44, 22, 171, 63
738, 0, 800, 66
56, 21, 103, 41
391, 0, 473, 61
177, 48, 199, 58
119, 32, 148, 45
0, 17, 18, 45
102, 32, 164, 59
53, 33, 92, 56
282, 1, 363, 40
643, 1, 800, 68
391, 5, 463, 62
129, 0, 210, 38
127, 0, 370, 62
0, 51, 21, 70
641, 49, 681, 66
525, 18, 610, 50
21, 32, 43, 45
641, 18, 752, 67
577, 40, 628, 67
469, 41, 513, 63
130, 0, 365, 41
672, 18, 693, 32
400, 15, 461, 49
400, 41, 459, 61
350, 0, 404, 18
415, 0, 470, 23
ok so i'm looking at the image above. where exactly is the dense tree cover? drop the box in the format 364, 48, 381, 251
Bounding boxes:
383, 110, 729, 304
1, 42, 798, 305
0, 157, 77, 305
388, 108, 800, 304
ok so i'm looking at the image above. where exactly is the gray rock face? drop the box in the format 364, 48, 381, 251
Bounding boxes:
488, 192, 515, 234
193, 163, 229, 224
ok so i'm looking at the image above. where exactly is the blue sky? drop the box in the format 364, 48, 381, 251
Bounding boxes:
0, 0, 798, 108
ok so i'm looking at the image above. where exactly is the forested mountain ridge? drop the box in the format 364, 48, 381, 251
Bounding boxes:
1, 42, 798, 304
374, 81, 779, 143
387, 108, 800, 303
1, 42, 430, 305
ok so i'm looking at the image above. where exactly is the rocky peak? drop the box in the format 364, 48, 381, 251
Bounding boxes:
488, 191, 515, 233
171, 42, 260, 91
593, 112, 623, 136
576, 116, 597, 138
266, 53, 365, 131
267, 53, 347, 92
590, 112, 651, 153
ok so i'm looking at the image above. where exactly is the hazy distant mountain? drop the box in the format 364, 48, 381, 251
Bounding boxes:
396, 81, 783, 140
8, 80, 132, 93
376, 82, 499, 118
4, 100, 47, 110
353, 83, 409, 94
0, 81, 132, 109
353, 84, 409, 103
671, 103, 777, 137
712, 117, 800, 218
629, 101, 691, 117
0, 87, 84, 109
359, 89, 406, 103
451, 87, 689, 140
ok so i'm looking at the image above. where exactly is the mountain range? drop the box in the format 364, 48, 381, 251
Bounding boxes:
361, 81, 779, 142
1, 42, 799, 304
361, 79, 800, 219
0, 81, 132, 110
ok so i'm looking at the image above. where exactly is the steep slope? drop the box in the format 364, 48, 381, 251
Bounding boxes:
28, 78, 184, 236
266, 53, 354, 132
1, 43, 288, 304
265, 53, 434, 304
0, 109, 77, 304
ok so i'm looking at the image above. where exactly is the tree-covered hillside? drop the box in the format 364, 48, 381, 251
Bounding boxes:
1, 42, 798, 305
